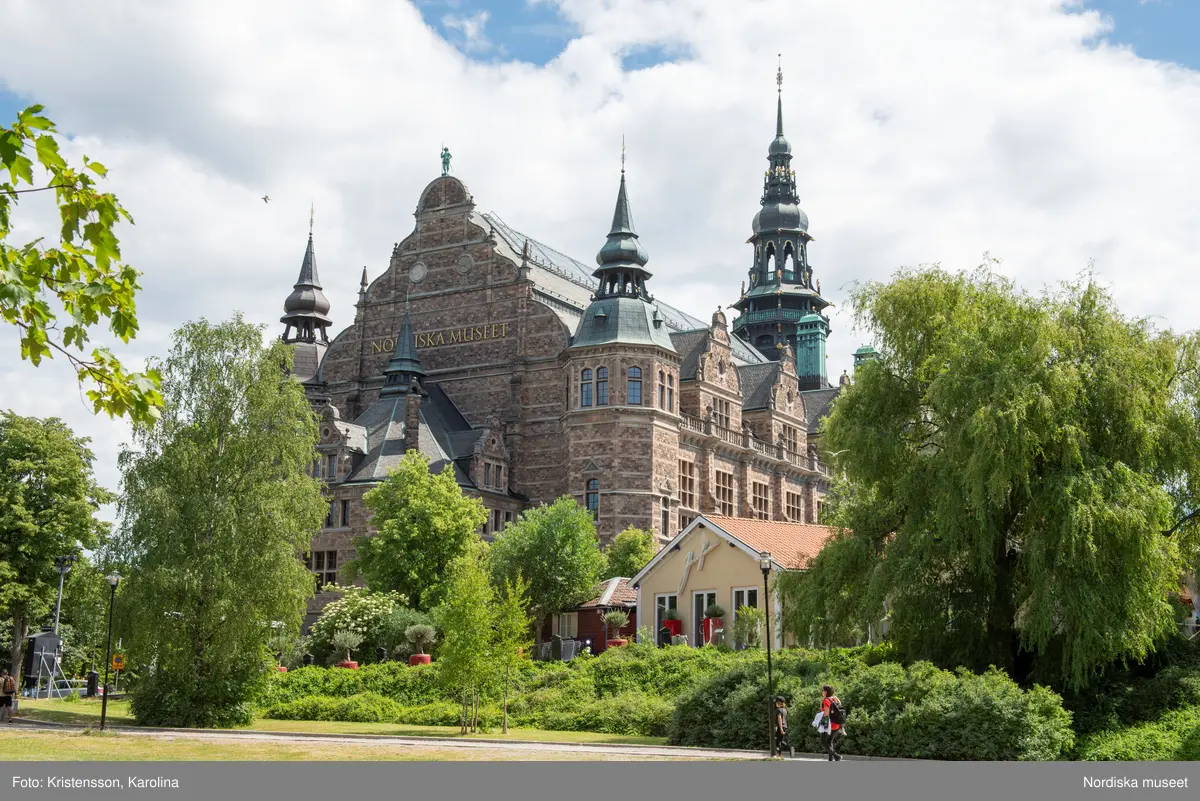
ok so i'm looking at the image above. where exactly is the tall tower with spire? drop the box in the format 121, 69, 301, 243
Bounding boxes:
564, 150, 679, 544
731, 58, 833, 390
281, 208, 333, 393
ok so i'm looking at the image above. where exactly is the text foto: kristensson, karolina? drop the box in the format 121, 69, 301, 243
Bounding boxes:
13, 776, 180, 789
1084, 776, 1189, 789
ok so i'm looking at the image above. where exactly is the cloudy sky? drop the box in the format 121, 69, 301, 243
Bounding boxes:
2, 0, 1199, 513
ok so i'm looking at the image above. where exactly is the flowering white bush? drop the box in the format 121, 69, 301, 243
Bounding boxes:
309, 585, 406, 653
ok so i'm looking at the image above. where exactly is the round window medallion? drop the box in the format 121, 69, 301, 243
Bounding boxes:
409, 262, 428, 283
321, 427, 330, 438
456, 253, 474, 275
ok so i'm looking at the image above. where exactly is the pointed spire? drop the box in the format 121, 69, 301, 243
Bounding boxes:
360, 266, 368, 290
281, 212, 332, 344
380, 296, 425, 397
776, 55, 785, 138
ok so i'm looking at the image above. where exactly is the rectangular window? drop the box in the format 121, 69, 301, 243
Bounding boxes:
341, 500, 351, 528
658, 372, 666, 409
492, 508, 503, 533
627, 366, 642, 405
661, 505, 669, 539
816, 500, 825, 523
312, 459, 320, 478
596, 367, 609, 406
693, 590, 718, 645
325, 454, 337, 480
732, 587, 761, 649
715, 471, 735, 516
655, 594, 678, 633
325, 501, 334, 528
783, 424, 799, 454
714, 398, 731, 430
753, 482, 770, 519
551, 612, 579, 639
678, 460, 696, 510
307, 550, 338, 592
505, 511, 513, 525
667, 375, 674, 412
484, 463, 491, 487
496, 465, 504, 488
586, 479, 599, 519
786, 491, 803, 522
680, 513, 694, 531
581, 368, 593, 408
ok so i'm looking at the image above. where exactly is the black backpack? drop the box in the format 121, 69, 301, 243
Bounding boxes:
828, 697, 846, 726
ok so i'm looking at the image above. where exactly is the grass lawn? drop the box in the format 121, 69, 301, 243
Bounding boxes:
0, 729, 668, 761
16, 698, 667, 746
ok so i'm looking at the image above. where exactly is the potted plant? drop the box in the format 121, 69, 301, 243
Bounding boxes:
661, 607, 683, 637
331, 629, 364, 669
602, 610, 630, 648
406, 624, 436, 665
702, 604, 726, 646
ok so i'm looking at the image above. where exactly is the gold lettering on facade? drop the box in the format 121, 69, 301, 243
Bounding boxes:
369, 322, 510, 354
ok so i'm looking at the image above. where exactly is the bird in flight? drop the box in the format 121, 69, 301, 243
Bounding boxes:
262, 195, 271, 204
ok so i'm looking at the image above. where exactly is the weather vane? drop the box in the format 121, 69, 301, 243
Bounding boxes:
777, 53, 783, 92
621, 134, 626, 173
309, 203, 314, 235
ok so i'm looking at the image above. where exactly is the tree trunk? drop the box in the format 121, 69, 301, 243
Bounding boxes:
986, 537, 1019, 679
471, 684, 479, 733
461, 688, 469, 735
10, 612, 27, 684
503, 668, 509, 734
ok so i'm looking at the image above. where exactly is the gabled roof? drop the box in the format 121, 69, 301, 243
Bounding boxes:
578, 577, 637, 609
631, 514, 841, 585
738, 362, 780, 410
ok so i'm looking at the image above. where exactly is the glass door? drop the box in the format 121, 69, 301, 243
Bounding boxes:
732, 588, 760, 648
693, 591, 716, 645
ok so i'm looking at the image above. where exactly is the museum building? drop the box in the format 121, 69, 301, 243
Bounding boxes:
282, 72, 874, 618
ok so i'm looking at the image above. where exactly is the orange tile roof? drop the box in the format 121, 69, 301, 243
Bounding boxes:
578, 577, 637, 608
704, 515, 844, 570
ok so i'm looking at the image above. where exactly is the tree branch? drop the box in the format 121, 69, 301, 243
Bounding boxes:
1164, 507, 1200, 538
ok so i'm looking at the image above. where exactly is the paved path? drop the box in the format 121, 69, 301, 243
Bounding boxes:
13, 720, 824, 761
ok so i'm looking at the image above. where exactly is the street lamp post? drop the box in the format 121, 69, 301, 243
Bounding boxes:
100, 573, 121, 731
759, 551, 774, 757
52, 555, 75, 635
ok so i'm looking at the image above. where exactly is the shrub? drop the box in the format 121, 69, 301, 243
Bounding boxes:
133, 669, 259, 728
1077, 706, 1200, 761
406, 624, 436, 655
266, 692, 403, 723
309, 586, 404, 664
380, 608, 436, 660
330, 630, 364, 664
529, 691, 673, 736
602, 611, 630, 634
669, 658, 1074, 760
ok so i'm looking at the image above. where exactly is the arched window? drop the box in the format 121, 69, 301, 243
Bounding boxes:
658, 370, 666, 409
586, 479, 599, 519
596, 367, 609, 406
627, 366, 642, 405
667, 374, 674, 412
581, 368, 593, 408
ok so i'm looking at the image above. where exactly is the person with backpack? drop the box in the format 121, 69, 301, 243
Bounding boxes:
0, 670, 16, 724
774, 696, 794, 758
819, 684, 845, 761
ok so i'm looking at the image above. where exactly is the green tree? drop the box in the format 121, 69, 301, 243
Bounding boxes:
0, 412, 110, 677
491, 576, 532, 733
352, 450, 487, 610
1, 106, 162, 424
57, 555, 113, 673
605, 527, 656, 578
434, 538, 494, 733
115, 316, 327, 726
308, 585, 403, 665
489, 496, 606, 645
783, 265, 1200, 689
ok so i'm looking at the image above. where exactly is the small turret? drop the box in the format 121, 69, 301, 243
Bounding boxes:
380, 301, 426, 398
281, 210, 332, 344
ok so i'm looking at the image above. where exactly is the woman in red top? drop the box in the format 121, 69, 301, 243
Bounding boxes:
820, 684, 844, 761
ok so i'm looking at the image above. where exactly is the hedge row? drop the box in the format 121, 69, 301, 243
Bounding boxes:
1076, 705, 1200, 761
669, 659, 1075, 761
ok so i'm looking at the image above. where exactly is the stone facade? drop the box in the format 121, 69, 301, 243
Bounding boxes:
289, 169, 842, 623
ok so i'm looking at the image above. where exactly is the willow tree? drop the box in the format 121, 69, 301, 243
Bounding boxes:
115, 316, 327, 726
784, 264, 1200, 689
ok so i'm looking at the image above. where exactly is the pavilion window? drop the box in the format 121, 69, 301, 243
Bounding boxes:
658, 371, 666, 409
667, 375, 674, 411
586, 479, 600, 519
596, 368, 609, 406
627, 366, 642, 405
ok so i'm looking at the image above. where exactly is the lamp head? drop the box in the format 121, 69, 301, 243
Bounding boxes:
758, 551, 772, 572
106, 573, 121, 589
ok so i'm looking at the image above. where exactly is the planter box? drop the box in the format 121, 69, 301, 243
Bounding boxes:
335, 660, 359, 670
276, 666, 288, 673
409, 654, 431, 666
702, 617, 724, 645
605, 639, 628, 649
662, 619, 683, 637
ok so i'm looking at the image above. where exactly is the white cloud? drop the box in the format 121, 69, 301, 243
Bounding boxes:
2, 0, 1200, 499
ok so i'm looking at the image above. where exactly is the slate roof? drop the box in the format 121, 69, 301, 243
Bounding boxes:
571, 296, 676, 350
482, 212, 766, 367
738, 362, 780, 410
345, 383, 488, 490
704, 515, 841, 570
800, 387, 841, 432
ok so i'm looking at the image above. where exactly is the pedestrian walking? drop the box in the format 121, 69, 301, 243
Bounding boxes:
0, 669, 17, 724
819, 684, 846, 761
774, 696, 794, 757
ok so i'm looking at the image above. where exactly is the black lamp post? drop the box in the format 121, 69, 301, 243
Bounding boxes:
100, 573, 121, 731
759, 551, 774, 757
52, 555, 75, 634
